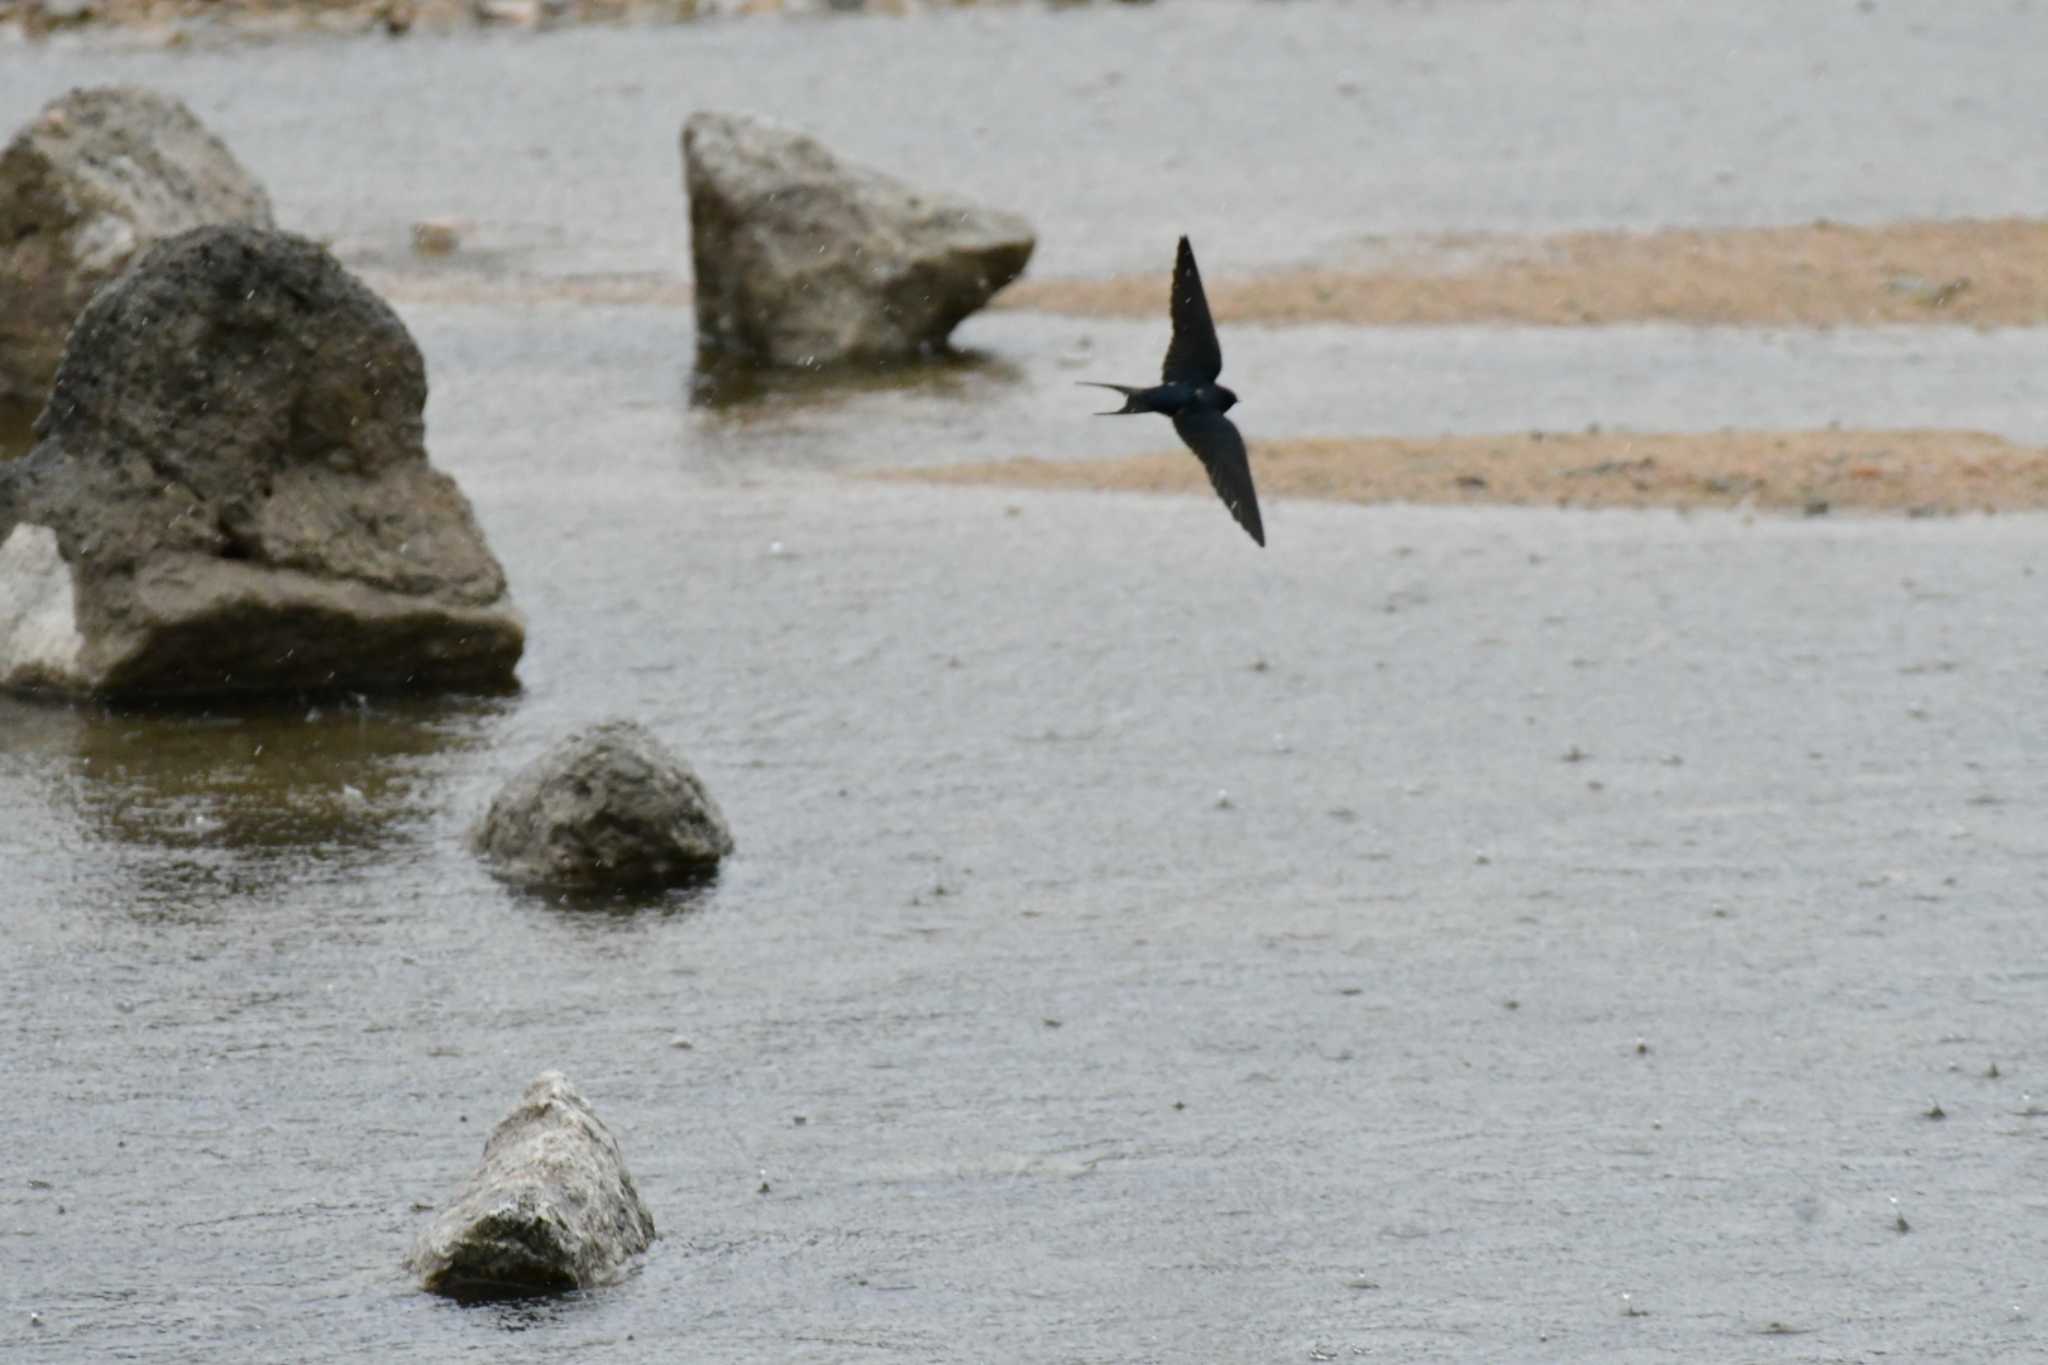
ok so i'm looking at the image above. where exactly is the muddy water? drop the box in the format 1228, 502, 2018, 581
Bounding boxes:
6, 3, 2048, 1362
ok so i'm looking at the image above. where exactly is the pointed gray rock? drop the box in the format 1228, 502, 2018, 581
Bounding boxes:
410, 1073, 656, 1299
0, 224, 523, 698
474, 719, 733, 890
0, 86, 273, 409
683, 110, 1034, 367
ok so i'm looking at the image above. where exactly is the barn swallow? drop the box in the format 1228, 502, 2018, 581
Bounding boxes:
1081, 236, 1263, 546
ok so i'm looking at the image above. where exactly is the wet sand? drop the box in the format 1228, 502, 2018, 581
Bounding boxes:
1001, 219, 2048, 328
890, 427, 2048, 516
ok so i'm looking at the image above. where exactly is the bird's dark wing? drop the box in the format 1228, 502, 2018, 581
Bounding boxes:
1161, 235, 1223, 386
1173, 409, 1264, 546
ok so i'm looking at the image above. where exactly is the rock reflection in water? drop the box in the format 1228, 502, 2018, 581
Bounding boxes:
687, 346, 1023, 414
0, 693, 509, 904
505, 876, 720, 920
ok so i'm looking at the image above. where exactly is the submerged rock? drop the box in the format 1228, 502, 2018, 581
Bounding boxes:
0, 224, 524, 698
473, 719, 733, 889
410, 1072, 656, 1299
0, 86, 274, 409
683, 110, 1034, 367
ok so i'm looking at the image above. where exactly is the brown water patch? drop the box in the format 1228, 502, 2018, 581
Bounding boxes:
999, 220, 2048, 328
0, 399, 37, 460
884, 429, 2048, 516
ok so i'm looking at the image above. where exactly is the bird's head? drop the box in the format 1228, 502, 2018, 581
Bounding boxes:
1211, 383, 1238, 413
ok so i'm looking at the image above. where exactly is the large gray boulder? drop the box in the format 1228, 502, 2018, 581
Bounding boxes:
683, 111, 1034, 368
409, 1072, 656, 1299
0, 225, 524, 698
0, 86, 274, 410
473, 719, 733, 889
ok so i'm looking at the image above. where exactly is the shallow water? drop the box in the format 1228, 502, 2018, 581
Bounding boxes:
4, 0, 2047, 276
8, 483, 2048, 1362
412, 303, 2048, 488
6, 3, 2048, 1361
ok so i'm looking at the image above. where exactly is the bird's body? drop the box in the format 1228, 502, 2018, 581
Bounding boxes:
1081, 236, 1263, 546
1079, 380, 1235, 419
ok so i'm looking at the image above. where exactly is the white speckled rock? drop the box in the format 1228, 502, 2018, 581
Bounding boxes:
473, 719, 734, 889
0, 86, 273, 409
0, 523, 85, 693
409, 1072, 656, 1299
683, 110, 1034, 368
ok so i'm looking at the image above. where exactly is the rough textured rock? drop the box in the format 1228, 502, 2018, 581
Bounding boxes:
409, 1072, 656, 1299
0, 224, 523, 698
473, 719, 734, 887
473, 719, 734, 889
683, 110, 1035, 367
0, 86, 274, 409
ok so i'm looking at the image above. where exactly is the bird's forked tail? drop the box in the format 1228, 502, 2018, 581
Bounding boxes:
1078, 382, 1150, 415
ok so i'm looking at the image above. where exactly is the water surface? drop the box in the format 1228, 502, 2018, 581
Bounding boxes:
5, 4, 2048, 1360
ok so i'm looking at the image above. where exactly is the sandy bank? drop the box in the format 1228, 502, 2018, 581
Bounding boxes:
883, 427, 2048, 516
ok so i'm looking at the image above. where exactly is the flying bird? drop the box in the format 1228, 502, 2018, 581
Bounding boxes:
1081, 236, 1263, 546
